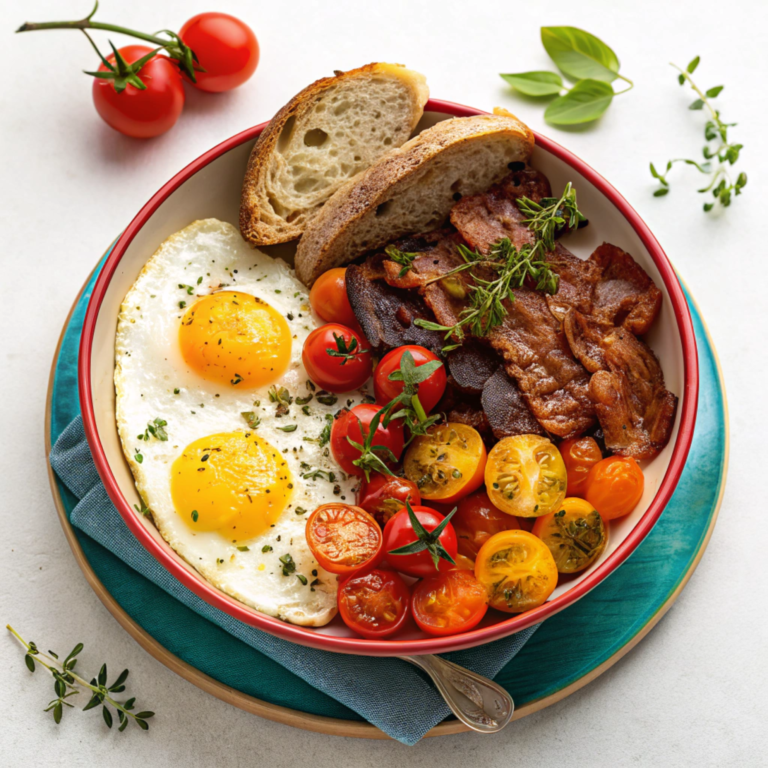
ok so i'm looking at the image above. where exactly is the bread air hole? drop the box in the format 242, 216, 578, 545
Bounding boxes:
303, 128, 329, 148
375, 200, 393, 217
276, 115, 296, 152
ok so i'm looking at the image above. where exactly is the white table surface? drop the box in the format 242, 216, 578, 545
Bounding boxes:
1, 0, 765, 764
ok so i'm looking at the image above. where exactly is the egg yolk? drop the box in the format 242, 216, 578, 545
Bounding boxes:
170, 431, 293, 541
179, 291, 291, 388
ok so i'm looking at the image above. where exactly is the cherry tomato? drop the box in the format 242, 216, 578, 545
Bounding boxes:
485, 434, 567, 518
585, 456, 644, 520
309, 268, 359, 329
383, 505, 458, 578
404, 423, 486, 504
560, 437, 603, 498
411, 569, 489, 636
452, 490, 520, 559
302, 323, 372, 393
357, 474, 421, 527
454, 553, 476, 571
92, 46, 184, 138
532, 498, 608, 573
305, 504, 382, 576
338, 568, 410, 639
179, 13, 259, 93
330, 404, 405, 477
374, 346, 446, 414
475, 530, 558, 613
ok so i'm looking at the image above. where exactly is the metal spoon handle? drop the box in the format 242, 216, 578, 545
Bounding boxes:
399, 654, 514, 733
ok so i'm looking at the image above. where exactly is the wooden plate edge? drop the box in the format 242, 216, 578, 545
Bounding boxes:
44, 258, 728, 741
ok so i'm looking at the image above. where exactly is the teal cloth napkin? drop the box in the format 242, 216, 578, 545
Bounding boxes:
50, 418, 535, 744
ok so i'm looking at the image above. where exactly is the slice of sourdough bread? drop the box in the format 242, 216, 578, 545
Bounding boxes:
240, 63, 429, 246
294, 109, 534, 286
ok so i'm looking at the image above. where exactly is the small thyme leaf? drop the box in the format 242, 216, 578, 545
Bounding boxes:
384, 245, 419, 277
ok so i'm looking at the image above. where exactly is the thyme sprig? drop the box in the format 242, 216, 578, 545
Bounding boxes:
650, 57, 747, 211
517, 182, 587, 250
137, 417, 168, 442
384, 245, 419, 278
7, 625, 154, 731
415, 238, 560, 352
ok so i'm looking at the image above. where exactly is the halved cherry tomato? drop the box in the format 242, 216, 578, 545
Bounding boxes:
411, 569, 489, 636
302, 323, 372, 393
485, 435, 567, 518
452, 490, 520, 559
560, 436, 603, 498
383, 505, 458, 578
585, 456, 644, 520
309, 268, 359, 329
532, 498, 608, 573
305, 504, 382, 576
178, 13, 259, 93
357, 474, 421, 527
92, 46, 185, 138
330, 404, 404, 477
338, 568, 410, 639
404, 423, 486, 503
374, 346, 447, 414
475, 530, 558, 613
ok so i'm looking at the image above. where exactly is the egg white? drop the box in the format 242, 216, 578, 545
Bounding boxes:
115, 219, 367, 626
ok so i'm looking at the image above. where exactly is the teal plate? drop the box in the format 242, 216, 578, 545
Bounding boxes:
46, 253, 728, 738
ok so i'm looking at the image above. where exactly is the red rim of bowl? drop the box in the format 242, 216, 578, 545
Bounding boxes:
78, 98, 699, 656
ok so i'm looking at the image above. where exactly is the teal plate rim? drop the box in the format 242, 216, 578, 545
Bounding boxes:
45, 250, 728, 739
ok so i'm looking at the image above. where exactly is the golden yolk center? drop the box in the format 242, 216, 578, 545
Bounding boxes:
179, 291, 291, 388
170, 431, 293, 541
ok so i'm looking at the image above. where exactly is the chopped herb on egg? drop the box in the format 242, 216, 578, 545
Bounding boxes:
277, 424, 297, 432
191, 510, 199, 522
279, 554, 296, 576
241, 411, 261, 429
296, 574, 308, 585
236, 545, 249, 552
262, 545, 273, 553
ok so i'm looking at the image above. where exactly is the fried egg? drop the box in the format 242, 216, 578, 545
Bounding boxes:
115, 219, 366, 626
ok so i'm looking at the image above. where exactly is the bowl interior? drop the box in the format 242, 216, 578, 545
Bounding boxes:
84, 106, 690, 653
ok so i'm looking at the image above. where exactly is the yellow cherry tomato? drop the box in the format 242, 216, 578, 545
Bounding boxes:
474, 530, 558, 613
532, 497, 608, 574
404, 423, 487, 503
485, 435, 567, 518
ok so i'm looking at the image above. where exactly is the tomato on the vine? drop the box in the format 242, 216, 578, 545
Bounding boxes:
309, 268, 359, 329
330, 404, 404, 477
411, 568, 488, 636
179, 13, 259, 92
92, 46, 185, 138
302, 324, 372, 393
357, 474, 421, 527
383, 504, 458, 578
338, 568, 411, 639
374, 346, 446, 414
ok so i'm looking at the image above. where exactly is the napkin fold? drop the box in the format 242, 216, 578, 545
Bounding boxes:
51, 416, 536, 744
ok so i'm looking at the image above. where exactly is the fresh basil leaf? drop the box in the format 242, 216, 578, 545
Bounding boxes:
544, 79, 614, 125
541, 26, 620, 83
500, 71, 563, 96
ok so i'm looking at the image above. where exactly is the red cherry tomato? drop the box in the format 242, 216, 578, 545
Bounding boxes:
305, 504, 383, 576
302, 324, 372, 393
357, 474, 421, 527
411, 569, 489, 636
452, 490, 520, 559
374, 346, 446, 414
309, 268, 359, 329
383, 505, 458, 578
178, 13, 259, 93
560, 436, 603, 498
330, 404, 405, 477
92, 46, 184, 138
338, 568, 411, 639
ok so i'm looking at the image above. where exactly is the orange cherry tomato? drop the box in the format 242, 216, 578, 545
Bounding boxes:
404, 423, 487, 504
560, 437, 603, 498
452, 490, 520, 559
585, 456, 644, 520
338, 568, 410, 638
411, 569, 489, 636
474, 530, 558, 613
532, 497, 608, 573
309, 268, 360, 329
305, 504, 383, 575
454, 553, 476, 571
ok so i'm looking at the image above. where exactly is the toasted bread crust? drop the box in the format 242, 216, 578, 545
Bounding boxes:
240, 63, 428, 246
295, 113, 534, 285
